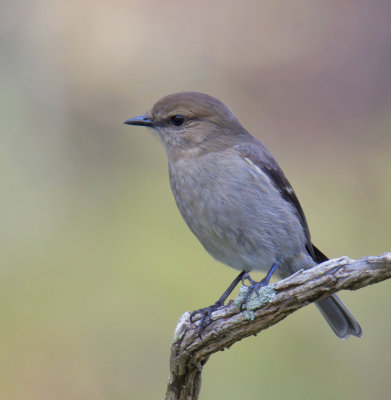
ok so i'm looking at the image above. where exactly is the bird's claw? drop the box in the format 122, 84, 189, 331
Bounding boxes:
241, 272, 258, 287
239, 278, 268, 310
239, 263, 279, 310
190, 301, 224, 338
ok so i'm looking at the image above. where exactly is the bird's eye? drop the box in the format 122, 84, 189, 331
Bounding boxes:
170, 115, 185, 127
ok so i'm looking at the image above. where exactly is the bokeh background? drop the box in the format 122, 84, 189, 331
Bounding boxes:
2, 1, 391, 399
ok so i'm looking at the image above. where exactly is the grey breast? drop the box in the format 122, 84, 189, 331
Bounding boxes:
168, 150, 310, 273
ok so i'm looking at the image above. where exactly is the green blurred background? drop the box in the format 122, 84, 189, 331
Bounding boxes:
1, 1, 391, 399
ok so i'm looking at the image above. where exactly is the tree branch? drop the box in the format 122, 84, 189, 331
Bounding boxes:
165, 253, 391, 400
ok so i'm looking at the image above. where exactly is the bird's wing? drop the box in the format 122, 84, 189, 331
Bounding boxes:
237, 141, 316, 259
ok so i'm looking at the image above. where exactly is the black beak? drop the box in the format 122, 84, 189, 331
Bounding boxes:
124, 114, 154, 127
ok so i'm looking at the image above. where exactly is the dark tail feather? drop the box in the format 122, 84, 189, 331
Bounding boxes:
311, 243, 362, 339
311, 243, 329, 264
316, 295, 362, 339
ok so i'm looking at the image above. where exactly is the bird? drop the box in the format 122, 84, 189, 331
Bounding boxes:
124, 91, 362, 339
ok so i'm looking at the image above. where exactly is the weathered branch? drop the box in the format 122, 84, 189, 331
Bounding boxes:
165, 253, 391, 400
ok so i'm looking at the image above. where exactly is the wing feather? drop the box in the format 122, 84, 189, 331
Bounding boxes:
238, 141, 316, 259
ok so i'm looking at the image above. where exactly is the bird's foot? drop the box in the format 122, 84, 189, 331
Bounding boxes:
190, 300, 225, 338
239, 263, 279, 310
239, 275, 270, 310
241, 272, 258, 286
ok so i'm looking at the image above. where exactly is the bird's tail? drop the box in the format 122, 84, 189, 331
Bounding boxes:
311, 244, 362, 339
316, 295, 362, 339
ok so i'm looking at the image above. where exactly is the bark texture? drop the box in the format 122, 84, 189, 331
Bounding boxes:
165, 253, 391, 400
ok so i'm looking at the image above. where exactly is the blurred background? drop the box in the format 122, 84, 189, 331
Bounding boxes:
1, 0, 391, 399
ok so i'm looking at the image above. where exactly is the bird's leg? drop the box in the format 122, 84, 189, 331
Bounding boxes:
240, 262, 280, 310
190, 270, 246, 337
241, 273, 258, 286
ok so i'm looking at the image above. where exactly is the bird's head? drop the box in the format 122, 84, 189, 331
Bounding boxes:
124, 92, 248, 158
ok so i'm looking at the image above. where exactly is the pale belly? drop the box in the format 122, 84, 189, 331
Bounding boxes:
168, 155, 311, 275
